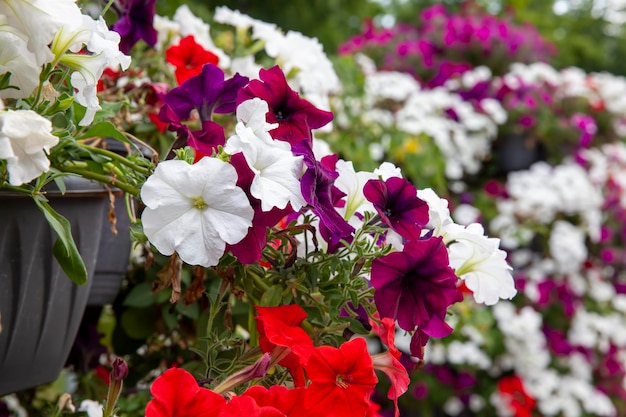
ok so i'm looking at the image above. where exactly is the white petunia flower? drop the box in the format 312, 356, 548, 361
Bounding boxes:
549, 220, 587, 275
334, 159, 376, 222
0, 109, 58, 185
141, 158, 254, 267
224, 99, 305, 212
56, 15, 130, 126
0, 21, 40, 99
0, 0, 83, 66
78, 400, 104, 417
417, 187, 453, 236
447, 223, 517, 305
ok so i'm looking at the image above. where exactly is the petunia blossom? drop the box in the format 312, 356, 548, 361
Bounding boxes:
145, 368, 226, 417
255, 305, 314, 387
446, 222, 517, 305
370, 317, 410, 417
0, 28, 40, 99
166, 35, 219, 85
0, 0, 83, 66
292, 141, 354, 248
111, 0, 158, 54
370, 236, 463, 337
242, 385, 307, 417
0, 109, 58, 185
225, 99, 305, 212
304, 337, 378, 417
226, 152, 295, 264
364, 177, 429, 240
56, 15, 131, 125
159, 64, 248, 124
237, 65, 333, 144
140, 157, 254, 267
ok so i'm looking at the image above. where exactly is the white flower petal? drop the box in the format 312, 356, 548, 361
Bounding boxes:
140, 158, 253, 267
0, 109, 58, 185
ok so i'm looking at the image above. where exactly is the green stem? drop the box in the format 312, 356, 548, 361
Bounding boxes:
78, 143, 152, 176
58, 163, 140, 196
100, 0, 116, 17
248, 269, 270, 293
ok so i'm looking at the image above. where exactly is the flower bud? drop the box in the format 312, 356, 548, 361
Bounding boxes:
111, 357, 128, 382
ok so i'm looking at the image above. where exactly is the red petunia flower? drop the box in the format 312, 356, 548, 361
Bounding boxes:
217, 395, 285, 417
145, 368, 226, 417
255, 305, 314, 387
166, 35, 219, 85
497, 375, 536, 417
243, 385, 307, 417
370, 316, 409, 417
303, 338, 378, 417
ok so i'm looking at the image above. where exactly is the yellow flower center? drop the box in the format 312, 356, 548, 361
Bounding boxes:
193, 196, 208, 210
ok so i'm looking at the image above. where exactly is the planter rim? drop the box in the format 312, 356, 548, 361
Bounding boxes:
1, 176, 122, 198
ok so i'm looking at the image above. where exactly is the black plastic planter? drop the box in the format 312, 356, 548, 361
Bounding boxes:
0, 179, 109, 395
88, 195, 132, 306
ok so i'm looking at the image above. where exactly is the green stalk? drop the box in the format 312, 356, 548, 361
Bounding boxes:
78, 143, 152, 176
58, 163, 140, 196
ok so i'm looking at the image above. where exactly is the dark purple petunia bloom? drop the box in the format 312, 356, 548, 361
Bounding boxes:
292, 141, 354, 248
371, 236, 462, 339
159, 64, 249, 124
111, 0, 158, 54
363, 177, 429, 240
237, 66, 333, 144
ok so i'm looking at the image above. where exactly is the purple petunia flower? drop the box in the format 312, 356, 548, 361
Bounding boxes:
157, 65, 248, 158
363, 177, 429, 240
292, 141, 354, 248
237, 66, 333, 145
159, 64, 248, 124
371, 236, 462, 338
111, 0, 158, 54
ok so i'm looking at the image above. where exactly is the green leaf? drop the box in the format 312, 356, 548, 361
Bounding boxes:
123, 282, 158, 307
259, 285, 283, 306
91, 100, 127, 124
78, 121, 129, 143
176, 301, 200, 320
120, 308, 156, 339
33, 196, 87, 285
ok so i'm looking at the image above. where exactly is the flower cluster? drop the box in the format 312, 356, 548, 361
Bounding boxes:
338, 2, 556, 87
318, 5, 626, 416
325, 54, 504, 184
445, 63, 626, 168
0, 3, 517, 417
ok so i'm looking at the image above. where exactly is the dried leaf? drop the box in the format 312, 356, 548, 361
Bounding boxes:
105, 185, 118, 236
154, 253, 182, 303
183, 266, 206, 305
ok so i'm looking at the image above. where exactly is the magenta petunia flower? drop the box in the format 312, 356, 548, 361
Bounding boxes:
371, 236, 462, 337
363, 177, 429, 240
111, 0, 158, 54
237, 66, 333, 144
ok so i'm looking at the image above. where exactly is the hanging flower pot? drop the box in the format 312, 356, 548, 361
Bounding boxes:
495, 133, 545, 175
88, 138, 153, 306
0, 177, 110, 395
88, 195, 132, 306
